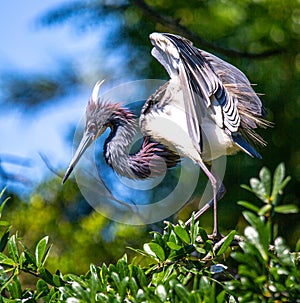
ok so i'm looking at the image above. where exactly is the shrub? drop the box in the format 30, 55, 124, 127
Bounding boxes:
0, 163, 299, 302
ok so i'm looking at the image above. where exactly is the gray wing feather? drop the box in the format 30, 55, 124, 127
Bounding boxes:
200, 50, 265, 130
162, 34, 241, 147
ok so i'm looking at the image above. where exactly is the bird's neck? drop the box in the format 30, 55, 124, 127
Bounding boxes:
104, 109, 139, 178
103, 108, 179, 179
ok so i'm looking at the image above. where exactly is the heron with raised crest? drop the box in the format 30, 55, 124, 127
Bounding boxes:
63, 32, 269, 236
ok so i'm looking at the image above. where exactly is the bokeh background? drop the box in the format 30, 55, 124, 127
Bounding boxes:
0, 0, 299, 274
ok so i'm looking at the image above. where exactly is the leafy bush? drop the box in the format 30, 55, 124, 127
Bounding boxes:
0, 163, 299, 302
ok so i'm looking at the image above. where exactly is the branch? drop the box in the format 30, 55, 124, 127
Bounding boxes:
132, 0, 285, 59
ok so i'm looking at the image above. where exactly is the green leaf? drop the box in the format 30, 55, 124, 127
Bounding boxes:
89, 264, 99, 298
155, 284, 167, 302
195, 246, 206, 254
259, 166, 271, 197
0, 188, 10, 217
244, 226, 268, 262
110, 271, 120, 286
271, 163, 287, 201
53, 271, 64, 287
36, 279, 49, 297
128, 277, 138, 295
116, 257, 129, 280
250, 178, 267, 203
174, 225, 190, 244
167, 242, 182, 251
7, 235, 19, 262
237, 200, 260, 213
198, 227, 208, 242
0, 230, 10, 252
119, 277, 129, 300
0, 252, 15, 266
217, 230, 236, 256
274, 204, 299, 214
8, 276, 22, 299
19, 252, 25, 269
144, 243, 165, 261
258, 204, 272, 216
243, 211, 261, 228
240, 184, 253, 192
35, 236, 49, 268
173, 283, 190, 303
190, 218, 199, 244
39, 267, 54, 285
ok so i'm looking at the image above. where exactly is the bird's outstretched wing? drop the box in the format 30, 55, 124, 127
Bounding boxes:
150, 33, 266, 158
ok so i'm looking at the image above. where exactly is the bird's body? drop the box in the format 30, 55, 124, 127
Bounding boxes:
63, 33, 269, 235
140, 78, 240, 163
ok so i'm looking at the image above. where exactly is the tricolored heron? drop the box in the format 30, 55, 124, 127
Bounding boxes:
63, 33, 269, 236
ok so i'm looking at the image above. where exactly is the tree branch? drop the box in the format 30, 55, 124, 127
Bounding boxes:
132, 0, 285, 59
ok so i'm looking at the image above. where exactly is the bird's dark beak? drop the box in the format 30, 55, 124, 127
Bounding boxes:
62, 132, 94, 184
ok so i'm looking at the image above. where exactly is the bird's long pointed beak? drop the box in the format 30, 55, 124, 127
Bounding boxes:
62, 132, 94, 184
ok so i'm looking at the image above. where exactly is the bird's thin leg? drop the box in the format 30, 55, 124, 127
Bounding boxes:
190, 159, 221, 237
185, 182, 226, 226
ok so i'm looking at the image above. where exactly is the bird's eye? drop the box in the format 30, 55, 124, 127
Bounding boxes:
88, 124, 96, 133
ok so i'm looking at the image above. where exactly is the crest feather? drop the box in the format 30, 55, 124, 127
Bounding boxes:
91, 80, 105, 104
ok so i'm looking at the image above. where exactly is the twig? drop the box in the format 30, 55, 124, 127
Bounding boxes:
39, 152, 63, 178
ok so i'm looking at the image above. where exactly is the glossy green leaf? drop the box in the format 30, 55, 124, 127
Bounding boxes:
195, 246, 206, 254
274, 204, 299, 214
7, 235, 19, 262
271, 163, 286, 201
146, 242, 165, 261
174, 225, 190, 244
244, 226, 268, 262
53, 273, 63, 287
243, 211, 262, 228
258, 204, 272, 216
240, 184, 253, 192
89, 263, 99, 298
0, 188, 10, 217
190, 219, 199, 244
167, 241, 182, 251
0, 230, 10, 252
39, 267, 54, 285
128, 276, 138, 295
8, 276, 22, 299
250, 177, 267, 202
198, 227, 208, 242
237, 200, 260, 213
118, 276, 129, 300
35, 236, 49, 268
116, 257, 129, 280
217, 230, 236, 256
36, 279, 49, 296
0, 252, 15, 266
110, 271, 120, 286
19, 251, 25, 269
155, 284, 167, 302
174, 283, 190, 303
259, 166, 271, 197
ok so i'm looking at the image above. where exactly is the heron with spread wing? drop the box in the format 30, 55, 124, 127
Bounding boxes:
63, 33, 269, 236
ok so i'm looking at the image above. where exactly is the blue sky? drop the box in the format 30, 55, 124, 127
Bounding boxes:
0, 1, 101, 192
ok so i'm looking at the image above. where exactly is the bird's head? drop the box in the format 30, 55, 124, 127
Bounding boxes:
62, 80, 116, 183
